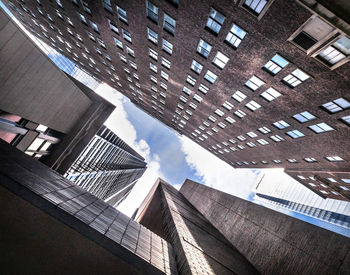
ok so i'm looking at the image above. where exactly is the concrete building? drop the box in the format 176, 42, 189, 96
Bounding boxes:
65, 125, 147, 207
179, 179, 350, 274
0, 7, 115, 175
4, 0, 350, 200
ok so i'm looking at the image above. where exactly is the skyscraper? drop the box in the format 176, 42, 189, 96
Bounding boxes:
4, 0, 349, 201
65, 126, 147, 207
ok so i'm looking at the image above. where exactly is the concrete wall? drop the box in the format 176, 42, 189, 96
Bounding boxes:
0, 8, 91, 134
180, 179, 350, 275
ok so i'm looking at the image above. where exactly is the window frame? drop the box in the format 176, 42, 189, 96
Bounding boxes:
239, 0, 275, 20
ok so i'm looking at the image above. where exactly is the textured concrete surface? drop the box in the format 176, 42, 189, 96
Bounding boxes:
180, 179, 350, 275
0, 9, 91, 134
139, 179, 259, 275
0, 140, 177, 274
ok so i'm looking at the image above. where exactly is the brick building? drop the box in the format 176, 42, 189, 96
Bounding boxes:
3, 0, 350, 200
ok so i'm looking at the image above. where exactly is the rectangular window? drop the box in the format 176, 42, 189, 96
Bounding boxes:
208, 115, 217, 122
147, 28, 158, 44
183, 87, 192, 95
126, 46, 135, 57
193, 94, 203, 103
245, 100, 261, 111
119, 53, 127, 63
288, 159, 298, 163
191, 60, 203, 74
243, 0, 268, 15
117, 6, 128, 23
304, 157, 317, 163
161, 71, 169, 81
321, 97, 350, 113
325, 156, 344, 162
90, 21, 99, 33
160, 83, 167, 90
149, 48, 158, 60
317, 36, 350, 67
198, 83, 209, 94
257, 139, 269, 145
234, 110, 246, 119
162, 57, 171, 69
270, 135, 284, 142
293, 111, 316, 123
247, 131, 257, 138
122, 29, 132, 43
218, 122, 226, 129
213, 51, 229, 69
204, 70, 217, 84
146, 1, 158, 22
283, 69, 310, 87
245, 75, 265, 91
273, 120, 290, 129
308, 122, 334, 133
189, 102, 197, 109
129, 61, 137, 70
87, 32, 95, 41
260, 87, 281, 101
225, 116, 235, 124
206, 8, 225, 34
150, 62, 158, 73
264, 54, 289, 75
163, 13, 176, 34
247, 142, 256, 148
222, 101, 234, 111
341, 115, 350, 126
225, 24, 246, 48
186, 75, 196, 86
197, 39, 212, 58
232, 90, 247, 102
286, 129, 305, 139
179, 95, 187, 103
162, 39, 173, 55
215, 109, 225, 117
258, 126, 271, 134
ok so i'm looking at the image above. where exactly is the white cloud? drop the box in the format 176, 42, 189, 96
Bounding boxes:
94, 83, 163, 217
179, 135, 260, 199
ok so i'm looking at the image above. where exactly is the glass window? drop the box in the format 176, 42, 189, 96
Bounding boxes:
322, 97, 350, 113
147, 28, 158, 44
325, 156, 344, 162
225, 24, 246, 48
198, 83, 209, 94
247, 131, 258, 138
232, 90, 247, 102
90, 21, 99, 33
270, 135, 284, 142
308, 122, 334, 133
206, 8, 225, 34
150, 62, 157, 73
149, 48, 158, 60
77, 12, 87, 24
146, 1, 158, 22
183, 86, 192, 95
245, 75, 265, 91
273, 120, 290, 129
245, 100, 261, 111
264, 54, 289, 75
293, 111, 316, 123
117, 6, 128, 23
243, 0, 268, 15
162, 57, 171, 69
317, 36, 350, 66
257, 139, 269, 145
193, 94, 203, 103
164, 13, 176, 34
204, 70, 217, 84
234, 110, 246, 119
341, 115, 350, 126
186, 75, 196, 86
215, 109, 224, 117
225, 116, 235, 124
122, 29, 132, 43
162, 39, 173, 55
283, 69, 310, 87
222, 101, 234, 111
286, 129, 305, 139
304, 157, 317, 163
161, 71, 169, 81
260, 87, 281, 101
258, 126, 271, 134
191, 60, 203, 74
197, 39, 212, 58
213, 51, 229, 69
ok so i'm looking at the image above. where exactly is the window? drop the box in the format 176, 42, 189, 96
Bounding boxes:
150, 62, 158, 73
197, 39, 212, 58
77, 12, 87, 24
270, 135, 284, 142
102, 0, 112, 12
341, 115, 350, 126
293, 111, 316, 123
146, 1, 158, 22
341, 179, 350, 184
317, 36, 350, 67
260, 87, 281, 101
90, 21, 99, 33
225, 24, 246, 48
225, 116, 235, 124
117, 6, 128, 23
247, 131, 257, 138
198, 83, 209, 94
326, 156, 344, 162
238, 145, 245, 150
130, 61, 137, 70
309, 122, 334, 133
149, 48, 158, 60
150, 75, 157, 83
162, 39, 173, 55
273, 159, 282, 164
234, 110, 246, 119
119, 53, 127, 63
114, 37, 123, 49
245, 75, 265, 91
283, 69, 310, 87
204, 70, 217, 84
273, 120, 290, 129
232, 90, 247, 102
206, 8, 225, 34
189, 102, 197, 109
163, 13, 176, 34
288, 159, 298, 163
183, 87, 192, 95
162, 57, 171, 70
222, 101, 234, 111
161, 71, 169, 81
179, 95, 187, 103
122, 29, 132, 43
160, 82, 167, 90
193, 94, 203, 103
243, 0, 269, 16
264, 54, 289, 75
126, 46, 135, 57
304, 157, 317, 163
286, 130, 305, 139
247, 142, 256, 148
257, 139, 269, 145
208, 115, 217, 122
340, 186, 350, 191
191, 60, 203, 74
213, 52, 229, 69
321, 97, 350, 113
258, 126, 271, 134
218, 122, 226, 129
186, 75, 196, 86
291, 17, 334, 52
147, 28, 158, 44
215, 109, 224, 117
245, 100, 261, 111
